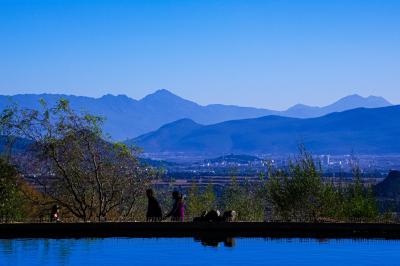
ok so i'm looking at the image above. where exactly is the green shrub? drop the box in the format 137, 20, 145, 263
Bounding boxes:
0, 157, 25, 221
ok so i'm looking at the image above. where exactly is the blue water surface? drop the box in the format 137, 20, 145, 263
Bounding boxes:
1, 237, 400, 266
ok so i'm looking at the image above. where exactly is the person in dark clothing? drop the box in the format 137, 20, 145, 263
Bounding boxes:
165, 191, 185, 222
146, 189, 163, 221
50, 204, 61, 222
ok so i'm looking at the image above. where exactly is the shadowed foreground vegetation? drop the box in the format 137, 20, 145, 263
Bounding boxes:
0, 99, 396, 223
185, 148, 385, 223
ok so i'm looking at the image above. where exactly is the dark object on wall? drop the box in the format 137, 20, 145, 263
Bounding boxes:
193, 210, 237, 222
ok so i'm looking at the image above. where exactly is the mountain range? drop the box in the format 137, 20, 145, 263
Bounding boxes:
0, 90, 392, 140
129, 105, 400, 155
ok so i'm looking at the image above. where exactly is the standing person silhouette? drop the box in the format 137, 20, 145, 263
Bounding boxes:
146, 189, 163, 221
50, 204, 61, 222
165, 191, 185, 222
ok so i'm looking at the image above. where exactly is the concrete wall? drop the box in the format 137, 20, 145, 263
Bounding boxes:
1, 222, 400, 239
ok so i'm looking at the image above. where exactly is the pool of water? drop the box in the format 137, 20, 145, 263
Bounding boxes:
1, 237, 400, 266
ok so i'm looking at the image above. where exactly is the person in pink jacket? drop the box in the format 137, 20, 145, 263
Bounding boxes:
165, 191, 185, 222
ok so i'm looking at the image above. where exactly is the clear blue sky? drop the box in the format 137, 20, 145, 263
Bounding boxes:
0, 0, 399, 110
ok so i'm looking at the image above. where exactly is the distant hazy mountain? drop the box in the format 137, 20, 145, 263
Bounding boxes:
0, 90, 273, 140
284, 94, 392, 118
0, 136, 32, 154
129, 105, 400, 155
0, 90, 392, 140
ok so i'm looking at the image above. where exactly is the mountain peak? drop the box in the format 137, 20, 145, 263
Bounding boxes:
99, 94, 137, 104
366, 95, 392, 105
139, 89, 201, 109
159, 118, 202, 130
141, 89, 179, 101
100, 93, 131, 99
154, 89, 175, 95
286, 103, 318, 112
340, 94, 364, 100
331, 94, 392, 109
283, 93, 392, 118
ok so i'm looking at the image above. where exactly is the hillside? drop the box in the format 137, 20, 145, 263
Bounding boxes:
375, 171, 400, 199
129, 105, 400, 155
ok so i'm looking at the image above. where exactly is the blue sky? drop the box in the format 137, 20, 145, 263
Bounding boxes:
0, 0, 399, 110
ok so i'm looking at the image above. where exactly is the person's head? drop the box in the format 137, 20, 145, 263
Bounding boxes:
52, 204, 60, 212
146, 189, 154, 198
172, 191, 180, 200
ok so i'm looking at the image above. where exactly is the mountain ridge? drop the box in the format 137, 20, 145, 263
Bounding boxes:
0, 90, 392, 140
129, 105, 400, 155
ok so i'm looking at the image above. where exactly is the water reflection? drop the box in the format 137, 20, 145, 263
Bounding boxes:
1, 237, 400, 266
194, 235, 236, 247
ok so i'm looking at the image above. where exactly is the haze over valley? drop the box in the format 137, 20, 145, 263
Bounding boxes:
0, 90, 392, 140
